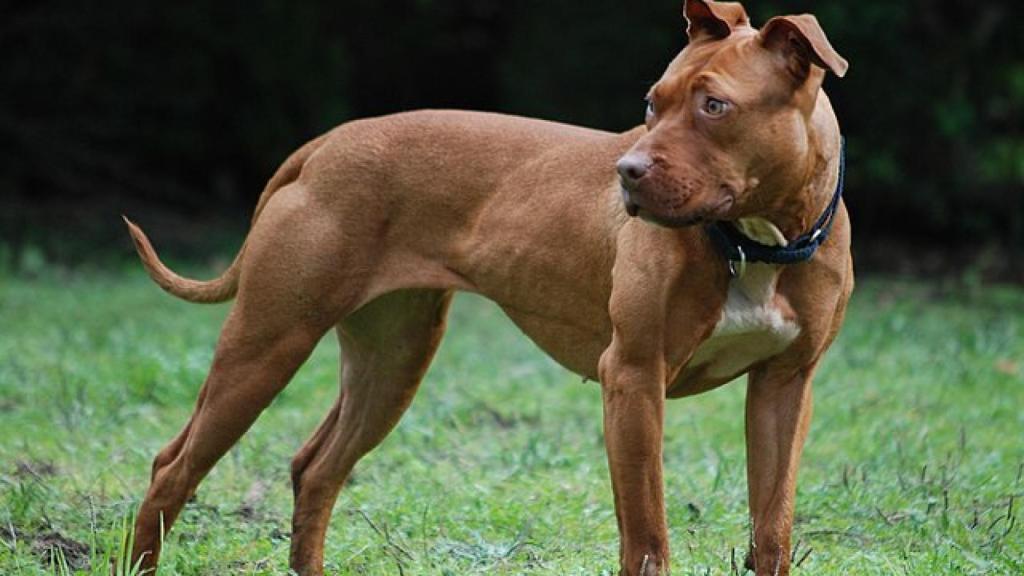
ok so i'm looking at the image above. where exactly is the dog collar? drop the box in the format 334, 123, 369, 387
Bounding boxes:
706, 139, 846, 275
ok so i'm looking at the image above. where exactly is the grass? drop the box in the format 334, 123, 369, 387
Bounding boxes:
0, 268, 1022, 575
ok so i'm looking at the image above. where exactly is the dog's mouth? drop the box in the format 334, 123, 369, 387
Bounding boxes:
621, 188, 734, 229
622, 188, 641, 218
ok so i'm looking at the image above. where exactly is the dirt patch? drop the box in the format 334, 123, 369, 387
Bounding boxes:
32, 531, 91, 571
14, 459, 58, 479
235, 479, 269, 522
0, 526, 91, 572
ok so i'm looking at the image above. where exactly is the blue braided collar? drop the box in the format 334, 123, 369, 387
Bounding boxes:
706, 140, 846, 271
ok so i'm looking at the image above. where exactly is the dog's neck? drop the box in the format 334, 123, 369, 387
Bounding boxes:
758, 128, 841, 244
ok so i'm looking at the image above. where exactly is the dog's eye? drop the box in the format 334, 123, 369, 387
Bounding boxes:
702, 97, 730, 117
645, 97, 656, 119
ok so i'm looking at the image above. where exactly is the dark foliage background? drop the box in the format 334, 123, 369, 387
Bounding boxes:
2, 1, 1022, 276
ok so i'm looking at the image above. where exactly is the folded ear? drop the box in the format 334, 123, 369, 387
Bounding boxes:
684, 0, 750, 42
759, 14, 849, 81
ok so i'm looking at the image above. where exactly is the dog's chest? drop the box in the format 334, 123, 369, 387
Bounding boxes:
685, 221, 801, 382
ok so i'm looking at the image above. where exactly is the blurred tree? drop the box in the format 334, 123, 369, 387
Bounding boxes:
0, 1, 351, 256
335, 0, 508, 115
0, 0, 1021, 271
763, 0, 1024, 250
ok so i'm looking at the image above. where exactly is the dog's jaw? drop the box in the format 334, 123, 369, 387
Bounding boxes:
620, 189, 736, 229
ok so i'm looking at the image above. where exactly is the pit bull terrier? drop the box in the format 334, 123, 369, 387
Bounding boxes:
123, 1, 851, 574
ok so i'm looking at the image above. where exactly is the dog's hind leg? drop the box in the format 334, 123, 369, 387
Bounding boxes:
129, 184, 364, 573
289, 289, 453, 576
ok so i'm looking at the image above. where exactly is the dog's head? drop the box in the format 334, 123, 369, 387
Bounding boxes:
617, 0, 847, 228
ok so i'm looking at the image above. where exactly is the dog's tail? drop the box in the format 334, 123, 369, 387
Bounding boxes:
124, 133, 329, 304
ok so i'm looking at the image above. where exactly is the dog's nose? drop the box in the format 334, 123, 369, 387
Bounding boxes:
616, 154, 651, 186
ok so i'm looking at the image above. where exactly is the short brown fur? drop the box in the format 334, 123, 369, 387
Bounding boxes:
124, 2, 851, 574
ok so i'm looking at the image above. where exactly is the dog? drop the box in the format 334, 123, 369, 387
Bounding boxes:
122, 1, 851, 574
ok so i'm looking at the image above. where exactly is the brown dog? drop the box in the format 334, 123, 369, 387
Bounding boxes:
123, 2, 851, 574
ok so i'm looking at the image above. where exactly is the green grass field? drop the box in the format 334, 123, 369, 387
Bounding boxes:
1, 270, 1022, 575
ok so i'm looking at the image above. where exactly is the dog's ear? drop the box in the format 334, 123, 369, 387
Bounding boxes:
684, 0, 749, 42
759, 14, 849, 81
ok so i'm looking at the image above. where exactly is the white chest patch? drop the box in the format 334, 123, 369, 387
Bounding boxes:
688, 219, 801, 380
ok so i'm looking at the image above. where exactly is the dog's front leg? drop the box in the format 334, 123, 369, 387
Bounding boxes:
744, 363, 817, 576
599, 345, 669, 576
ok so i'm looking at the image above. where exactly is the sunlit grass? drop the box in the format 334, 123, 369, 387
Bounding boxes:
1, 270, 1021, 574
